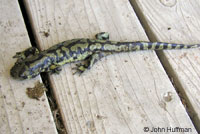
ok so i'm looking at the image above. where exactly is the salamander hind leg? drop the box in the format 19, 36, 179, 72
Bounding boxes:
13, 47, 39, 61
95, 32, 109, 40
73, 52, 112, 75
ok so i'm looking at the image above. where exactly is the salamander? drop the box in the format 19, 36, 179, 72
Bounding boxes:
10, 32, 200, 79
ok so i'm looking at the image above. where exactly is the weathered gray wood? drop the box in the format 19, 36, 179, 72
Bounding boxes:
24, 0, 197, 133
0, 0, 57, 133
129, 0, 200, 132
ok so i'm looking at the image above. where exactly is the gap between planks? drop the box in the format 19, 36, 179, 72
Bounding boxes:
129, 0, 200, 132
18, 0, 67, 133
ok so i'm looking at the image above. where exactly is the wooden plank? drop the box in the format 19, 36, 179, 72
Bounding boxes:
129, 0, 200, 132
0, 0, 57, 133
24, 0, 197, 133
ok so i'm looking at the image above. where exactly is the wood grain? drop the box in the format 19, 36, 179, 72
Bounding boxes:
130, 0, 200, 132
0, 0, 57, 133
24, 0, 197, 133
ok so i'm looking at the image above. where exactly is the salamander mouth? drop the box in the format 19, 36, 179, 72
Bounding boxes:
10, 63, 27, 79
10, 64, 20, 78
10, 68, 17, 78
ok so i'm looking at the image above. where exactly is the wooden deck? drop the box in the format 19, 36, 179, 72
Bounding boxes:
0, 0, 200, 133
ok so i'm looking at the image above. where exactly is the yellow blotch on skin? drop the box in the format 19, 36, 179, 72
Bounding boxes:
142, 42, 149, 50
184, 45, 188, 49
71, 43, 89, 52
151, 43, 156, 50
191, 45, 198, 48
76, 51, 89, 61
90, 43, 102, 51
129, 44, 139, 51
135, 45, 140, 51
167, 44, 172, 49
61, 47, 70, 53
158, 43, 164, 50
53, 47, 69, 65
56, 49, 63, 57
175, 45, 180, 49
119, 45, 129, 51
50, 65, 57, 70
103, 44, 115, 51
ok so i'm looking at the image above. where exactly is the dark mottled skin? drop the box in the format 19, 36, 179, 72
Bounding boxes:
10, 33, 200, 80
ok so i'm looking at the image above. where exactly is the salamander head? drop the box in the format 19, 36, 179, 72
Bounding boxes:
10, 62, 38, 79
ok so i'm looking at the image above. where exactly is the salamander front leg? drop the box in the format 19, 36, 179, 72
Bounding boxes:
48, 65, 62, 74
13, 47, 39, 62
95, 32, 109, 40
73, 52, 112, 75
